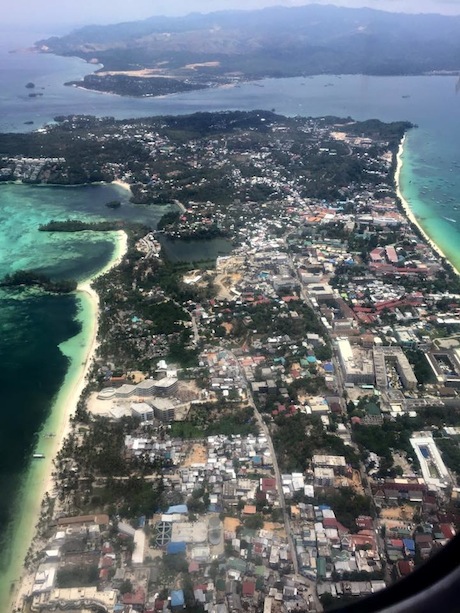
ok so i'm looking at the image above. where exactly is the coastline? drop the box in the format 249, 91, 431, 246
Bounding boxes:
395, 134, 460, 276
111, 178, 133, 195
7, 230, 128, 612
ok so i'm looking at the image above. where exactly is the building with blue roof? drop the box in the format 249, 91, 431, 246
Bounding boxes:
403, 538, 416, 554
165, 504, 188, 515
171, 589, 185, 608
167, 541, 186, 555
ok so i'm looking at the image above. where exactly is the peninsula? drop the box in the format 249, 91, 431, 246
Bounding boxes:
3, 111, 460, 613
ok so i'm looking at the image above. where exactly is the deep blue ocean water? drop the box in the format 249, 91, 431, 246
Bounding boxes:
1, 25, 460, 600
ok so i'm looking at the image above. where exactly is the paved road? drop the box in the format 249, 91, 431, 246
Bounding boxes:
191, 313, 200, 345
232, 349, 322, 611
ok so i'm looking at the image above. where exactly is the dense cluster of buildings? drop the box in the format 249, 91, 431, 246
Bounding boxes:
0, 156, 65, 182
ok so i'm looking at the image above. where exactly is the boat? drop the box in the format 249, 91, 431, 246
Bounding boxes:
33, 453, 45, 459
443, 217, 457, 223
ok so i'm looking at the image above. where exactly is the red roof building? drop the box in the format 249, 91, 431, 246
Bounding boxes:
385, 246, 398, 264
99, 555, 114, 568
99, 568, 109, 580
397, 560, 414, 578
356, 516, 373, 530
440, 523, 456, 540
123, 588, 146, 607
261, 478, 277, 493
242, 580, 256, 597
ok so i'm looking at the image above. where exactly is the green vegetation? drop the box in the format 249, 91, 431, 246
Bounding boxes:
147, 301, 190, 335
67, 73, 205, 97
273, 413, 359, 472
37, 5, 460, 98
54, 416, 165, 517
89, 229, 208, 370
438, 438, 460, 482
58, 416, 137, 477
119, 579, 134, 595
288, 376, 327, 399
157, 211, 181, 231
353, 419, 416, 477
56, 565, 99, 588
170, 403, 257, 439
99, 477, 164, 518
162, 553, 188, 574
213, 300, 325, 343
406, 349, 434, 384
138, 258, 216, 304
0, 111, 411, 205
39, 219, 124, 232
244, 514, 265, 530
168, 341, 199, 369
315, 487, 374, 532
169, 422, 204, 439
0, 270, 77, 293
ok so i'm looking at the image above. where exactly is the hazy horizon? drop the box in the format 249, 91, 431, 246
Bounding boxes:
2, 0, 460, 30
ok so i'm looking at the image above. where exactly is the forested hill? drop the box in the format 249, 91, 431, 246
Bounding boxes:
36, 4, 460, 80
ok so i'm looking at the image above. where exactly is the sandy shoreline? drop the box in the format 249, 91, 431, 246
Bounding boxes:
395, 135, 460, 276
111, 178, 133, 195
10, 230, 128, 611
42, 230, 128, 495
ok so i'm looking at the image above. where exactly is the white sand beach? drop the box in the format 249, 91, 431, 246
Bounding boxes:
112, 178, 133, 195
10, 230, 128, 611
395, 136, 460, 276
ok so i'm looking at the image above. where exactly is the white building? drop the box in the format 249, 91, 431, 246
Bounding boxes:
410, 431, 452, 490
337, 339, 374, 385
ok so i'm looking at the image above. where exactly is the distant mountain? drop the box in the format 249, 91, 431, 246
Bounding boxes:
36, 4, 460, 96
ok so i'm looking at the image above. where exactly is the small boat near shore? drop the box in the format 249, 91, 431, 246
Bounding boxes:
32, 453, 45, 459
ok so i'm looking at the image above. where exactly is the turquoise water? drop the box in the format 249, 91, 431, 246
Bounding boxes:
398, 130, 460, 271
0, 182, 166, 602
0, 183, 165, 279
0, 184, 119, 532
